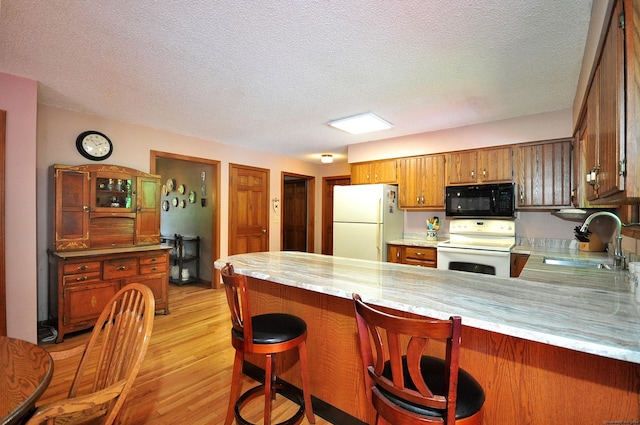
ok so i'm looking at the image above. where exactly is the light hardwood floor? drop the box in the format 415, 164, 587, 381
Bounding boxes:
38, 283, 333, 425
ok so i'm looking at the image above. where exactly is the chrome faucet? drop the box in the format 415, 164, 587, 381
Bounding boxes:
580, 211, 624, 269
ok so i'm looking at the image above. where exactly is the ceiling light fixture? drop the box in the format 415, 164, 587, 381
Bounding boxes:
327, 112, 393, 135
321, 154, 333, 164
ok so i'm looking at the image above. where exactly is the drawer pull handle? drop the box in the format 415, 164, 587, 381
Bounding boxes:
76, 276, 87, 281
416, 252, 423, 256
77, 265, 87, 271
117, 266, 126, 271
150, 257, 157, 262
150, 267, 157, 271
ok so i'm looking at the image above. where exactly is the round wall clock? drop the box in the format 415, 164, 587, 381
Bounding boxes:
76, 131, 113, 161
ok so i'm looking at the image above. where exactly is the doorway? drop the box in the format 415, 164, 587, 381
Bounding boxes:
151, 151, 220, 289
281, 173, 315, 252
321, 175, 350, 255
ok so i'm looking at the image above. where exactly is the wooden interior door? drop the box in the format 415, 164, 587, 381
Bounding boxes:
321, 176, 350, 255
0, 110, 5, 335
283, 179, 307, 251
229, 164, 269, 254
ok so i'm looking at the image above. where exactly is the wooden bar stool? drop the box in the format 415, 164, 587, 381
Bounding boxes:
221, 263, 315, 425
352, 293, 485, 425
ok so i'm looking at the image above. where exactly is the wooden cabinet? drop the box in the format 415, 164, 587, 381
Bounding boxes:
510, 252, 530, 277
50, 247, 170, 342
446, 147, 513, 185
387, 244, 437, 268
577, 0, 640, 204
50, 164, 167, 342
516, 139, 572, 207
580, 2, 625, 203
398, 154, 445, 209
52, 164, 161, 251
350, 160, 397, 184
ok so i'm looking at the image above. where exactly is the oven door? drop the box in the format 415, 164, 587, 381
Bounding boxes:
437, 246, 511, 277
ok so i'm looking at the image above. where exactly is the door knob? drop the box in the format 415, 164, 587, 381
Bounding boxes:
262, 229, 267, 234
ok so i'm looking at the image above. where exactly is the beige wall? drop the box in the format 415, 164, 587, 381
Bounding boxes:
0, 72, 38, 342
36, 104, 349, 321
347, 108, 573, 163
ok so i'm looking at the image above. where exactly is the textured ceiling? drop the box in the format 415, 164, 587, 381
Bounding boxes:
0, 1, 593, 162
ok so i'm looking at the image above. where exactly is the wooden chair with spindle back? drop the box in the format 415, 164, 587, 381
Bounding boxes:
25, 283, 155, 425
221, 262, 315, 425
352, 293, 485, 425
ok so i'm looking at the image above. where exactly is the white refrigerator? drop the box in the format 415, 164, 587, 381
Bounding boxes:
333, 184, 404, 262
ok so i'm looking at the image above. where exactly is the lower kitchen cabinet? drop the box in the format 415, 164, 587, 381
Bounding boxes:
387, 244, 437, 268
50, 246, 170, 342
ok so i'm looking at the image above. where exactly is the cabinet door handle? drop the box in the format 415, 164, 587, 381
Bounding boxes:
76, 276, 88, 281
471, 169, 475, 179
483, 169, 487, 178
83, 206, 90, 212
117, 266, 126, 271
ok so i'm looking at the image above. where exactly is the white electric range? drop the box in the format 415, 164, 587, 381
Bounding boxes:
437, 218, 515, 277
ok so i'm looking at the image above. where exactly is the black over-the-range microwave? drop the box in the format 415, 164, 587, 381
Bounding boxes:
445, 182, 516, 218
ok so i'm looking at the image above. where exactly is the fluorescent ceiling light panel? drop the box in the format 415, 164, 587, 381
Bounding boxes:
328, 112, 393, 135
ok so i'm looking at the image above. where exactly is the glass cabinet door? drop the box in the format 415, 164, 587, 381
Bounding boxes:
93, 174, 135, 212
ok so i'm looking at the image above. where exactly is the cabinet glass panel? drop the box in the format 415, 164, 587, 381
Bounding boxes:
95, 178, 133, 209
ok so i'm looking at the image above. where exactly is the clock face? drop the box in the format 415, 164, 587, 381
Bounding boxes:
76, 131, 113, 161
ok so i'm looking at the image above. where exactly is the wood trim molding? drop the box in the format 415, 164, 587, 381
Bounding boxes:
0, 110, 6, 335
150, 150, 221, 289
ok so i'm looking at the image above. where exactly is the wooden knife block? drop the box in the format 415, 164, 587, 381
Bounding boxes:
579, 234, 605, 252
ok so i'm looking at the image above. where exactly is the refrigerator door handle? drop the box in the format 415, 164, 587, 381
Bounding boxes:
376, 198, 382, 261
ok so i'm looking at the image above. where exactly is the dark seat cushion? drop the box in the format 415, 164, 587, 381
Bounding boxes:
232, 313, 307, 345
378, 355, 485, 419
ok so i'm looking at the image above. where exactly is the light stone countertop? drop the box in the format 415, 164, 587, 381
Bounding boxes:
214, 250, 640, 364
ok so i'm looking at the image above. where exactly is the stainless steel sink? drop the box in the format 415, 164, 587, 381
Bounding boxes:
543, 257, 612, 270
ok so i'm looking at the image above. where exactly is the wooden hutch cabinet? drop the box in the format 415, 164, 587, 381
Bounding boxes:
49, 164, 169, 342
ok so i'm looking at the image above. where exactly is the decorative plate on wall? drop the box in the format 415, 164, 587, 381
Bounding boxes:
179, 199, 186, 208
188, 190, 196, 203
178, 184, 185, 194
172, 197, 179, 207
162, 200, 170, 211
166, 178, 175, 192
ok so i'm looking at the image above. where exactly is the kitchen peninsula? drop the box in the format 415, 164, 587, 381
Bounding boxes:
214, 251, 640, 424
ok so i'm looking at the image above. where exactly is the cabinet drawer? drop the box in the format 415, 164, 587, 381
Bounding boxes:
140, 262, 167, 274
140, 253, 168, 266
63, 261, 101, 275
63, 272, 101, 285
103, 257, 139, 279
403, 247, 436, 261
139, 253, 167, 274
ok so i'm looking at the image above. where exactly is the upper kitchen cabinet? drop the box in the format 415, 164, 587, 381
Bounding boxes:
516, 139, 572, 208
446, 146, 513, 185
398, 154, 445, 209
52, 164, 162, 251
350, 159, 398, 184
578, 0, 640, 204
